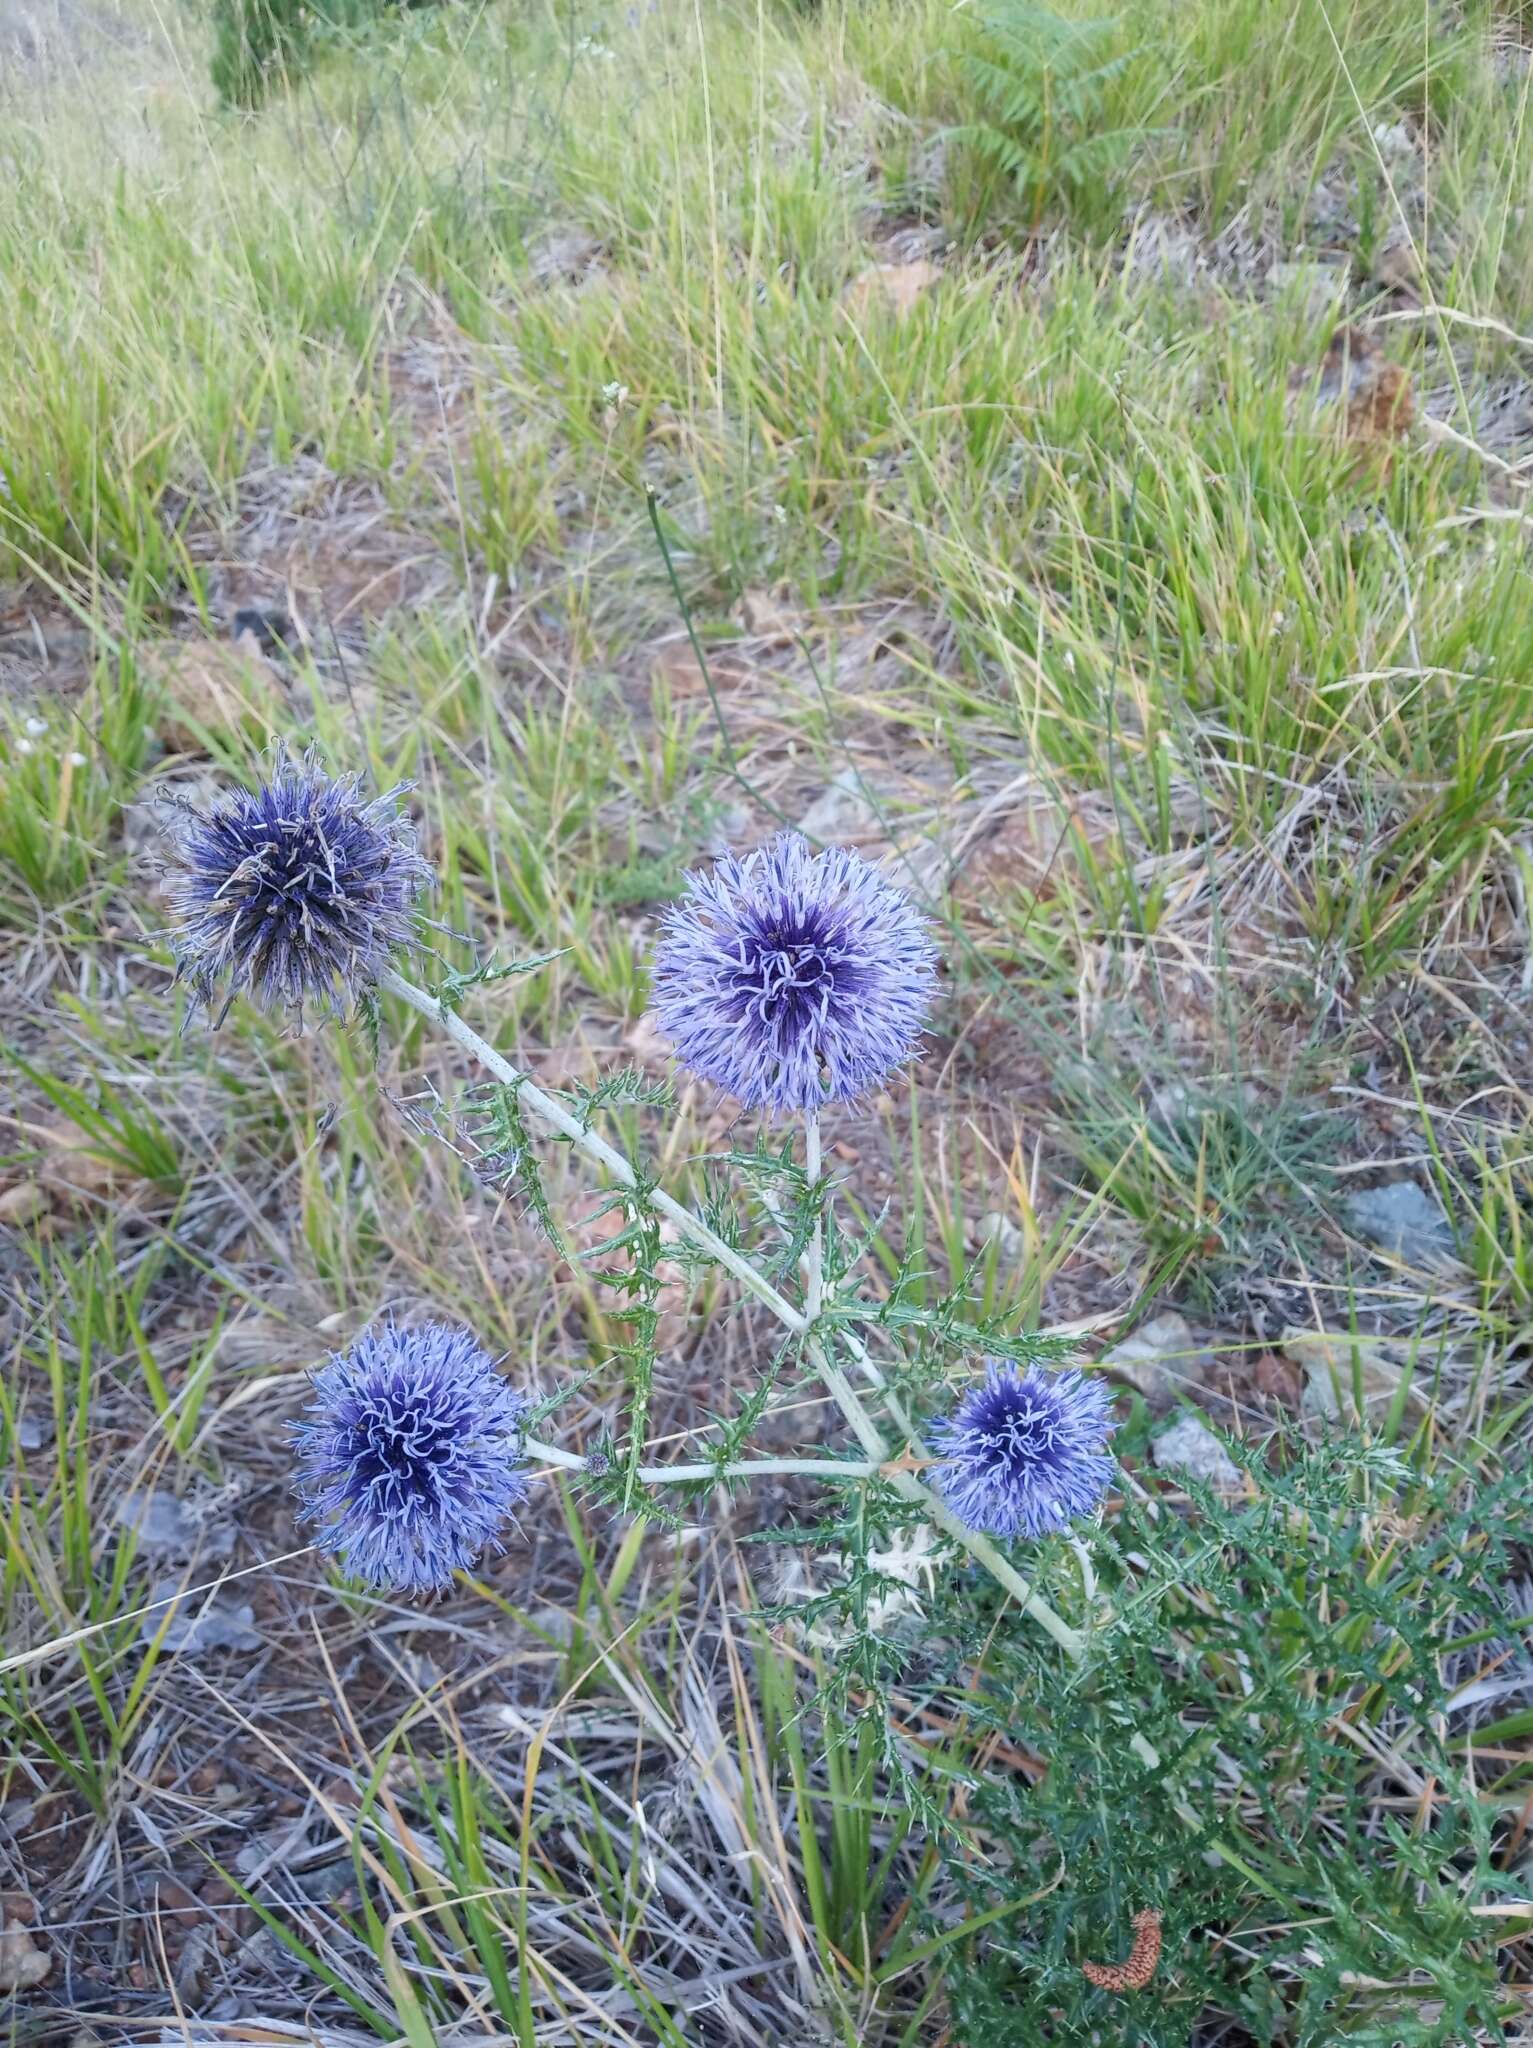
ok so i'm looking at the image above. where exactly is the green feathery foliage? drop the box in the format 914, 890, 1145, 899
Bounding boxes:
933, 1442, 1522, 2043
946, 0, 1157, 236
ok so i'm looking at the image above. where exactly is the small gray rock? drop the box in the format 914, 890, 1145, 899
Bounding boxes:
1100, 1312, 1212, 1407
1151, 1414, 1243, 1489
976, 1211, 1023, 1262
236, 1927, 288, 1979
798, 768, 880, 844
116, 1488, 235, 1559
142, 1578, 260, 1655
1370, 119, 1415, 161
1286, 1328, 1412, 1423
117, 1490, 200, 1553
1345, 1180, 1455, 1266
0, 1909, 50, 1991
235, 1819, 312, 1881
703, 802, 751, 855
293, 1860, 354, 1903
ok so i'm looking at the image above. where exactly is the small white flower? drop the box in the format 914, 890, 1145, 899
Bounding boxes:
68, 751, 88, 767
15, 738, 35, 756
772, 505, 788, 525
24, 716, 46, 736
601, 380, 630, 410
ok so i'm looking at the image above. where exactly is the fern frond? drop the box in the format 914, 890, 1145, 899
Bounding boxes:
946, 0, 1154, 228
959, 53, 1046, 126
946, 123, 1035, 186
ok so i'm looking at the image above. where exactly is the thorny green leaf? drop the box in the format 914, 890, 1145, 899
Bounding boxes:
432, 948, 569, 1013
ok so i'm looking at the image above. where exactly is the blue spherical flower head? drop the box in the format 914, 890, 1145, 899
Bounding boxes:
652, 833, 937, 1115
292, 1322, 530, 1595
931, 1363, 1116, 1541
166, 752, 431, 1022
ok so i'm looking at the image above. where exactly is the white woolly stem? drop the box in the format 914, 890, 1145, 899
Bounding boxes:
383, 969, 1099, 1676
766, 1175, 1093, 1658
523, 1435, 881, 1485
789, 1112, 1082, 1651
804, 1110, 825, 1325
382, 968, 808, 1335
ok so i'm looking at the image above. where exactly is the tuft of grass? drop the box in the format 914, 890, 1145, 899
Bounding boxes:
1055, 1058, 1347, 1307
211, 0, 449, 108
0, 648, 157, 928
211, 0, 314, 106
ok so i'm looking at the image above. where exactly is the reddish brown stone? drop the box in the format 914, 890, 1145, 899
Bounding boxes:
1254, 1351, 1303, 1409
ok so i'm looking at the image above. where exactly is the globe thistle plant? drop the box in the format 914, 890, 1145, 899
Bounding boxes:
292, 1322, 530, 1594
164, 752, 431, 1022
651, 833, 937, 1115
119, 759, 1199, 1941
930, 1363, 1116, 1541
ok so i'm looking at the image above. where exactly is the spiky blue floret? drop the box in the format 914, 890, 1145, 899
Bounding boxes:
930, 1364, 1116, 1541
292, 1322, 529, 1595
166, 753, 431, 1022
651, 833, 937, 1115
